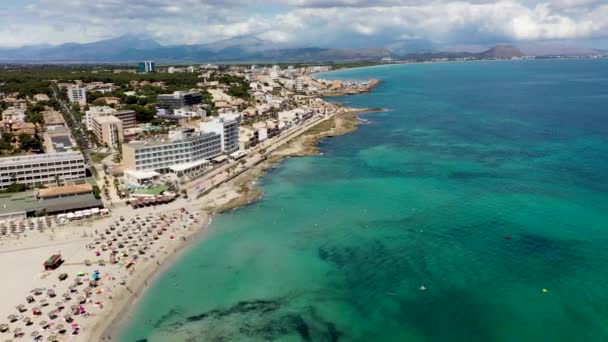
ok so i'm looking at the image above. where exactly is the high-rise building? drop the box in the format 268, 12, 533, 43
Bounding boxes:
67, 86, 87, 105
92, 115, 124, 149
157, 91, 203, 112
0, 152, 86, 189
138, 61, 156, 73
199, 113, 240, 154
295, 78, 304, 92
85, 106, 137, 130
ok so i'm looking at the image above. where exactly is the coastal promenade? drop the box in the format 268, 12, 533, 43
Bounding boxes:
186, 106, 365, 201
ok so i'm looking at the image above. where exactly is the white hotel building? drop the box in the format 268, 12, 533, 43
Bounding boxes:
122, 114, 240, 184
122, 130, 223, 176
199, 113, 240, 154
0, 152, 86, 190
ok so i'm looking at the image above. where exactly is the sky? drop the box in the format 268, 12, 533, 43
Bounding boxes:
0, 0, 607, 49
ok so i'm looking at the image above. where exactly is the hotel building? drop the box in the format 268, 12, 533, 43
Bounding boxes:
122, 129, 222, 175
0, 152, 86, 190
200, 114, 240, 154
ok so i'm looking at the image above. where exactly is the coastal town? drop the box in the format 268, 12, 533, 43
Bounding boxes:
0, 62, 379, 341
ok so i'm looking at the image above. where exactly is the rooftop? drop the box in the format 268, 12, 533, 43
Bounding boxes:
42, 111, 65, 126
0, 191, 103, 218
37, 184, 92, 198
93, 115, 122, 124
0, 152, 84, 165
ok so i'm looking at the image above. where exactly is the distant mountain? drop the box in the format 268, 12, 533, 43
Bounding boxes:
478, 45, 524, 59
400, 45, 525, 61
518, 43, 602, 56
386, 39, 436, 55
200, 35, 277, 53
0, 35, 394, 63
3, 35, 603, 64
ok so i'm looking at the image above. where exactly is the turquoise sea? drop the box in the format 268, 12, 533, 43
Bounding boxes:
120, 59, 608, 342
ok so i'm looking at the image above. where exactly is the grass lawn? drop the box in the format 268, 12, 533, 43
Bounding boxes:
89, 152, 111, 164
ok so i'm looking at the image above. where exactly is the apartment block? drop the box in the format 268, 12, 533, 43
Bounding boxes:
85, 106, 136, 130
67, 86, 87, 105
92, 115, 124, 149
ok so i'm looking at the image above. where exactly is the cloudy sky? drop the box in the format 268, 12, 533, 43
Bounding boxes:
0, 0, 607, 49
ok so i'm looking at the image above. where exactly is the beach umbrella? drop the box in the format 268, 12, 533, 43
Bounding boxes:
0, 324, 9, 332
6, 315, 16, 322
13, 328, 22, 336
40, 299, 48, 306
32, 307, 41, 315
22, 317, 31, 324
55, 302, 63, 308
47, 335, 58, 341
31, 331, 40, 337
16, 305, 26, 312
39, 321, 48, 327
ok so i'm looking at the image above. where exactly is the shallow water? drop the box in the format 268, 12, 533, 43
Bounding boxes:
120, 59, 608, 342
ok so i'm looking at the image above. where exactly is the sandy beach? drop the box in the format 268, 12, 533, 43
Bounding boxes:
0, 105, 380, 342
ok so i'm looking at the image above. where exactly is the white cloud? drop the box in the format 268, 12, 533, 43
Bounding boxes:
0, 0, 606, 48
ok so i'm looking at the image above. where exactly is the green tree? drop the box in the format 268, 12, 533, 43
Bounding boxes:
18, 133, 42, 151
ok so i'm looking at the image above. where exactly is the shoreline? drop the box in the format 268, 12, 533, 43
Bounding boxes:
96, 106, 384, 341
91, 210, 214, 341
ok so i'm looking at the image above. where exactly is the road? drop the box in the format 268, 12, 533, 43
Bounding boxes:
187, 109, 348, 196
50, 84, 93, 164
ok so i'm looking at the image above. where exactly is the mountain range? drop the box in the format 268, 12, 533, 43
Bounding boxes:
0, 35, 604, 64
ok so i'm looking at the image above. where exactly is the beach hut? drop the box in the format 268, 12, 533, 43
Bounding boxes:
43, 254, 63, 271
